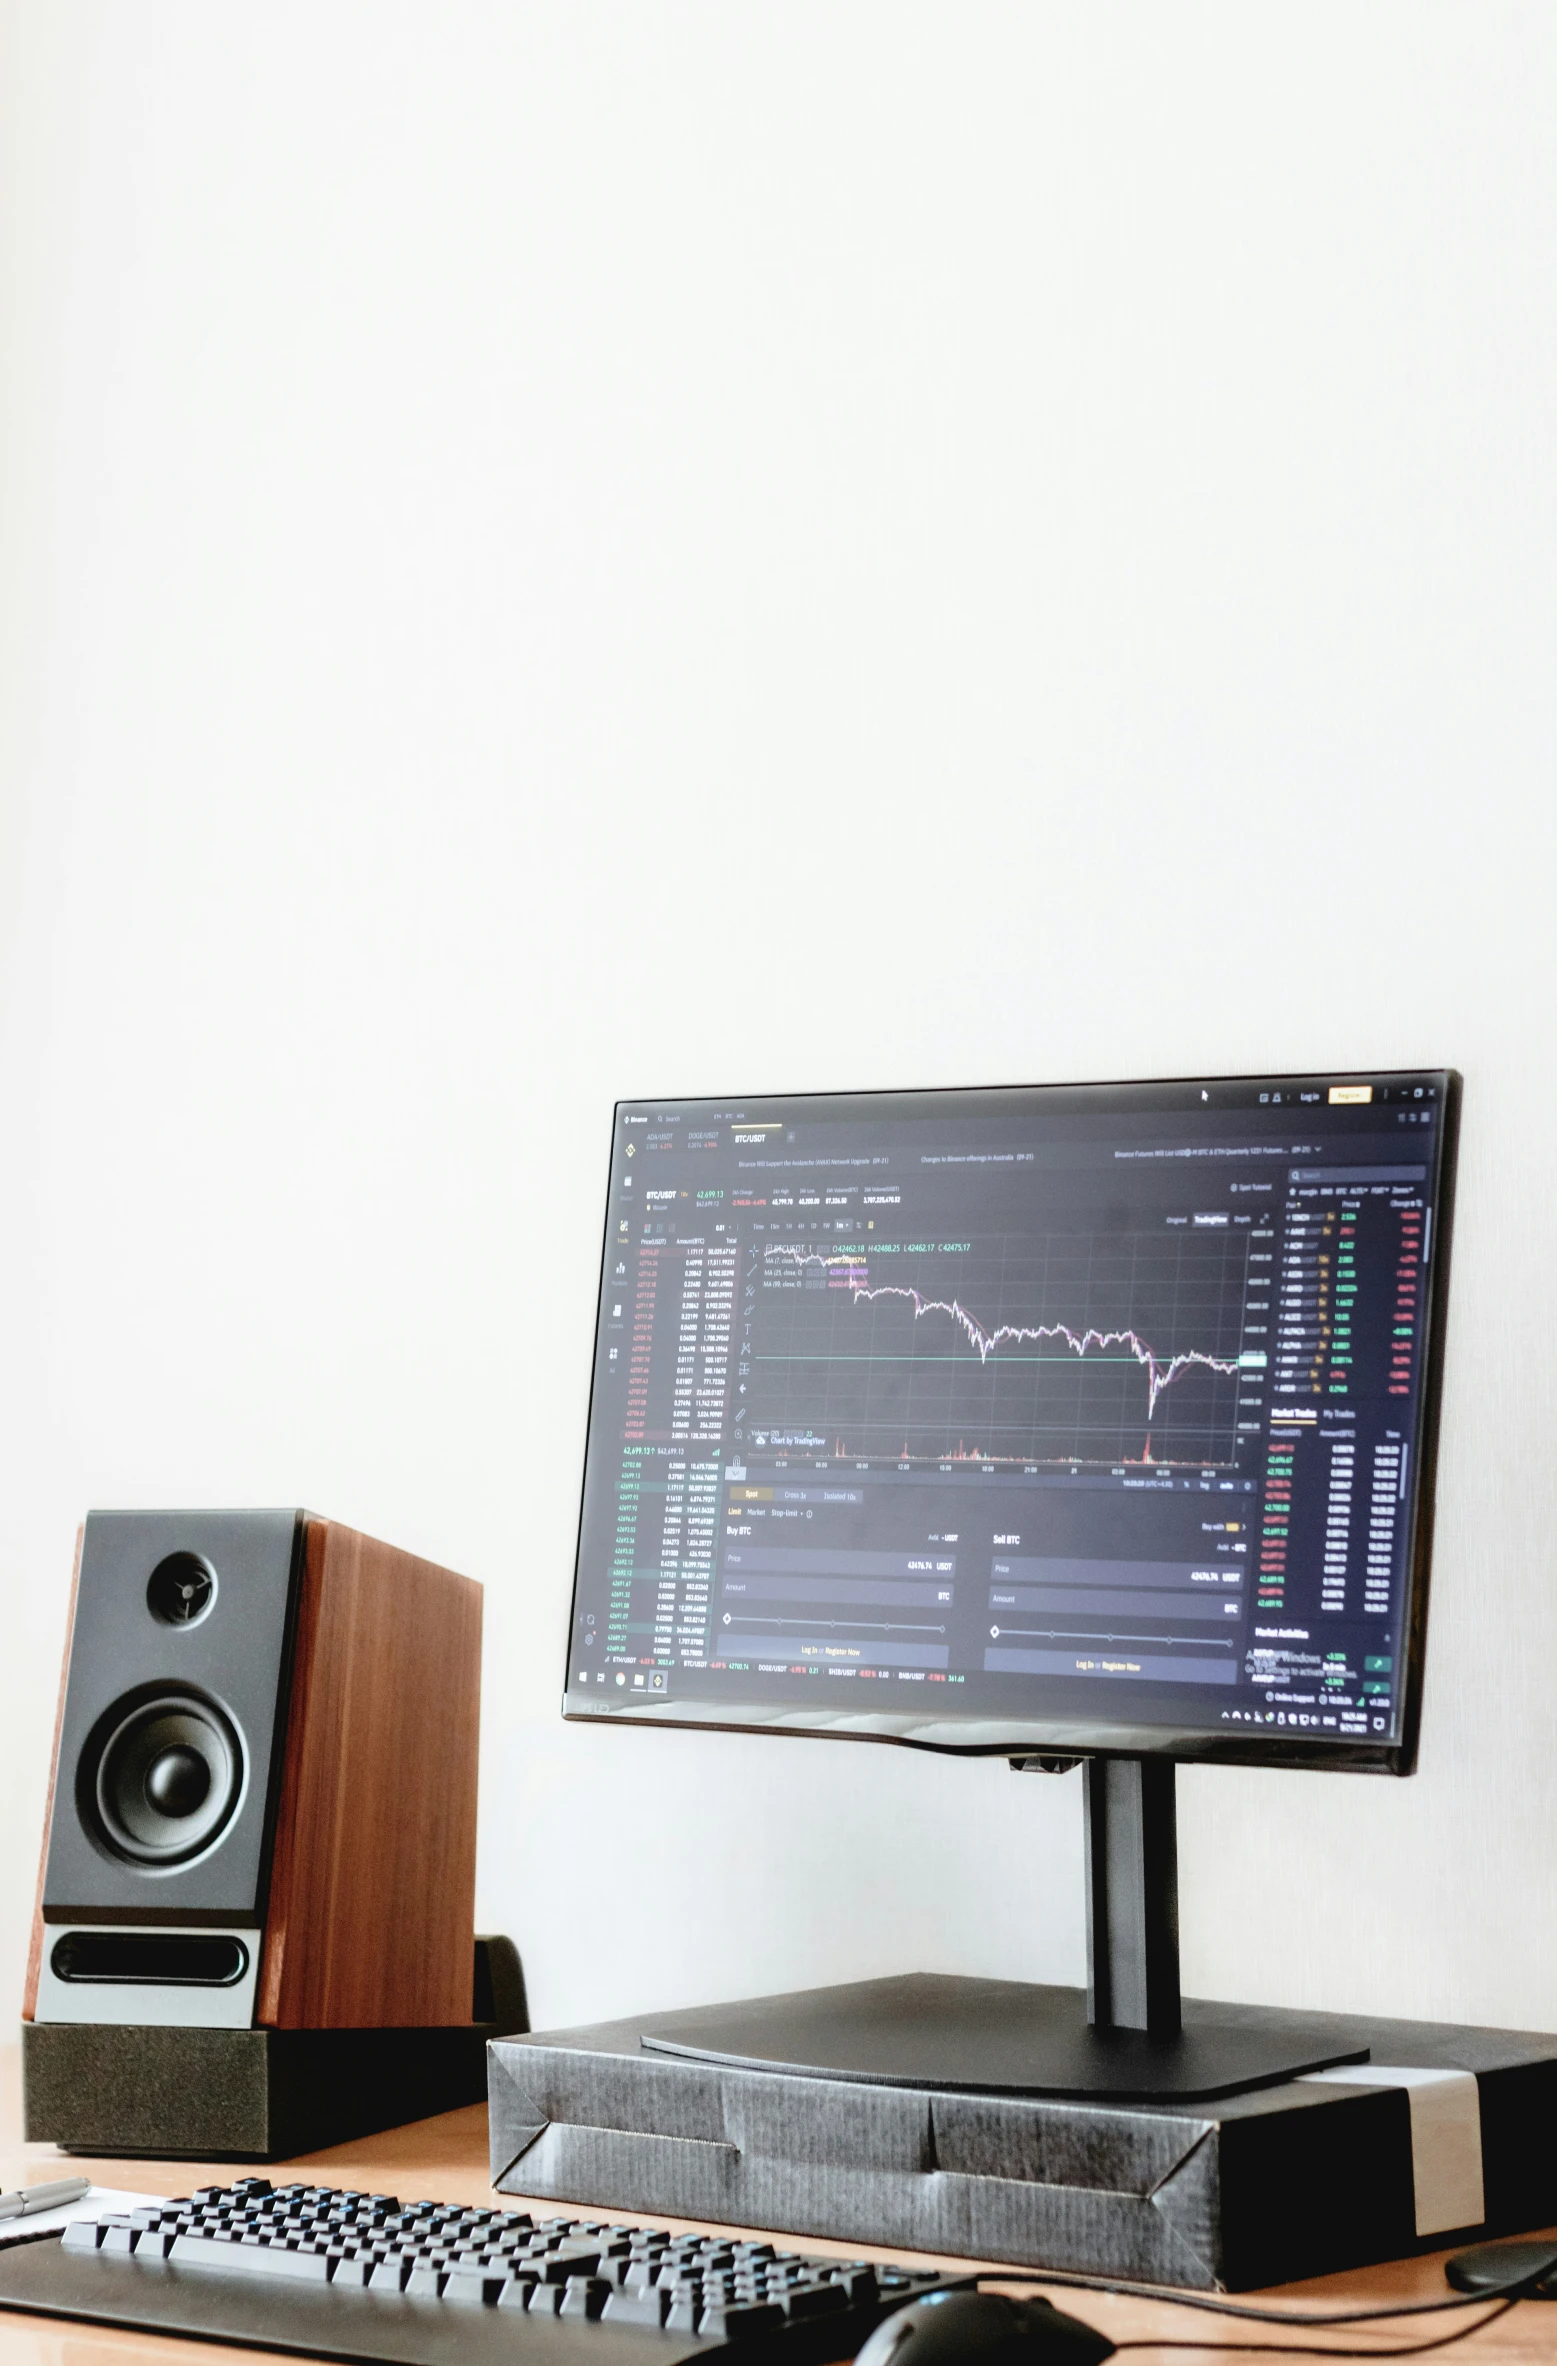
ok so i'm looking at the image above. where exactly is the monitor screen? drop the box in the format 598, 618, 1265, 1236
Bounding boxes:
564, 1071, 1457, 1771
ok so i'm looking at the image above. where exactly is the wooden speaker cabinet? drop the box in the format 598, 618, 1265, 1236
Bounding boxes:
24, 1510, 482, 2034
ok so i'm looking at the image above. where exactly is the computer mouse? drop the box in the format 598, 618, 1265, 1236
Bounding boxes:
855, 2290, 1115, 2366
1445, 2239, 1557, 2296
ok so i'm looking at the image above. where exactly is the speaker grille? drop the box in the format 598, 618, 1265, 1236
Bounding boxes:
82, 1693, 245, 1867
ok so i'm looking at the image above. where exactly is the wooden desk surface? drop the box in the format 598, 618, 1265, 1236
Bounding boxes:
0, 2050, 1549, 2363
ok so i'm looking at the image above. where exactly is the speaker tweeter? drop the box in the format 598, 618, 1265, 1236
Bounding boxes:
146, 1551, 216, 1626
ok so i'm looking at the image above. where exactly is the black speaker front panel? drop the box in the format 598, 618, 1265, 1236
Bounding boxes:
42, 1510, 305, 1925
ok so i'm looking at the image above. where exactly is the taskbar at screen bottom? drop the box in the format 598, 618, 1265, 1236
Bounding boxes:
563, 1678, 1408, 1769
571, 1656, 1396, 1741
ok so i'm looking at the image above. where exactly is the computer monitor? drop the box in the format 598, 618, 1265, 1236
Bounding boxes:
564, 1070, 1459, 2096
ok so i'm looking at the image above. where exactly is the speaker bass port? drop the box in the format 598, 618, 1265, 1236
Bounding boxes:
49, 1931, 249, 1986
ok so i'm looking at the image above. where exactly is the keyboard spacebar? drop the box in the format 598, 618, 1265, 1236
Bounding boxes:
168, 2234, 333, 2282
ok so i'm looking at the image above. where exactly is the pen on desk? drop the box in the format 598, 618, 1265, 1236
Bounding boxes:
0, 2176, 92, 2222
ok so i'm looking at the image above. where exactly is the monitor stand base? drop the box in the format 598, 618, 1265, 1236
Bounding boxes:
644, 1761, 1371, 2102
639, 1971, 1369, 2101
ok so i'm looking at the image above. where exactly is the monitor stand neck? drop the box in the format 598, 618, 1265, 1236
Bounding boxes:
1085, 1758, 1181, 2037
639, 1752, 1372, 2098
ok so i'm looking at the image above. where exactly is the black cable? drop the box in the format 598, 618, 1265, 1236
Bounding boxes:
980, 2254, 1556, 2329
1104, 2299, 1517, 2358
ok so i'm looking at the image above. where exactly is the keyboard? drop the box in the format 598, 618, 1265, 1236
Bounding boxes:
0, 2176, 968, 2366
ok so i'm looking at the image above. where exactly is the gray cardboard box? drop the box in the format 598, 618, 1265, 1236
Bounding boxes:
489, 1981, 1557, 2291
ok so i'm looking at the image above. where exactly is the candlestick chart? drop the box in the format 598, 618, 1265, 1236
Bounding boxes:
740, 1230, 1253, 1468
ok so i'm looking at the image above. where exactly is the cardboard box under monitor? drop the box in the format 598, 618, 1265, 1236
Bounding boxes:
488, 1983, 1557, 2292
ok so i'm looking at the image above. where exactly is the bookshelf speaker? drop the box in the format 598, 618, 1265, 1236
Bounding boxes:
23, 1509, 482, 2032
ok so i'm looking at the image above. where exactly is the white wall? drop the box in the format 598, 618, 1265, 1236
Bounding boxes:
1, 3, 1554, 2040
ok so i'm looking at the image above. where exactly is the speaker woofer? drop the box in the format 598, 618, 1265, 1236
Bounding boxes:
87, 1694, 244, 1865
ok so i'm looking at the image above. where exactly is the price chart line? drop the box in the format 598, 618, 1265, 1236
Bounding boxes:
761, 1246, 1241, 1422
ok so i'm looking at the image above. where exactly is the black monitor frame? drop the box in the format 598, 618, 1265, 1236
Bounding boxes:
564, 1069, 1460, 1778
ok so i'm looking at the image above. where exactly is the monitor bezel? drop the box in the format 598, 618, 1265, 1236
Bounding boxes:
563, 1068, 1460, 1777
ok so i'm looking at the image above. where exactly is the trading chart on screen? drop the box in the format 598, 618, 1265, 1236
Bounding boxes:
567, 1076, 1449, 1750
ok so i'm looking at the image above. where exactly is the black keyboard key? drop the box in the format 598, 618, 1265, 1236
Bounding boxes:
777, 2281, 849, 2319
698, 2299, 785, 2340
604, 2284, 672, 2328
537, 2248, 602, 2283
559, 2277, 611, 2320
442, 2267, 508, 2307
